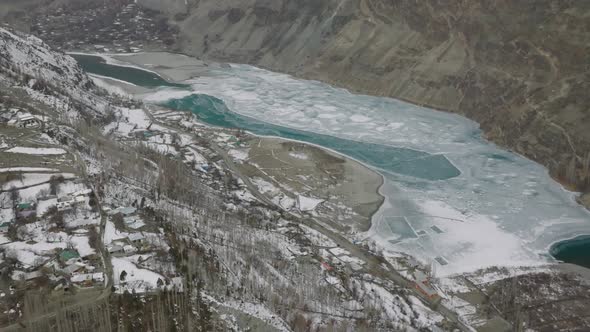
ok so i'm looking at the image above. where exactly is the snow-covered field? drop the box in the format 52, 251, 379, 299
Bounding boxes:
1, 173, 75, 190
103, 108, 151, 135
4, 147, 66, 155
0, 208, 14, 224
103, 220, 129, 244
228, 148, 249, 162
70, 235, 95, 257
143, 63, 590, 277
36, 197, 57, 216
0, 167, 59, 173
3, 241, 67, 267
297, 195, 324, 212
112, 256, 165, 293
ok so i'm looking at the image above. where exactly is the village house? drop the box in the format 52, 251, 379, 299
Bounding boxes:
127, 232, 144, 245
124, 216, 145, 230
59, 249, 81, 264
70, 273, 93, 285
92, 272, 104, 283
61, 263, 84, 275
108, 244, 124, 254
0, 112, 12, 123
16, 114, 42, 128
0, 222, 10, 234
413, 271, 440, 303
15, 202, 36, 219
123, 244, 137, 254
24, 270, 46, 283
6, 111, 43, 128
56, 193, 86, 211
108, 206, 137, 217
0, 208, 14, 233
56, 200, 72, 212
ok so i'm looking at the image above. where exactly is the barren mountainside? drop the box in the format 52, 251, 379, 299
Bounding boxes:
143, 0, 590, 199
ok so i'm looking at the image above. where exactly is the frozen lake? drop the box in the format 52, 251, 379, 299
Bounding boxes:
75, 54, 590, 276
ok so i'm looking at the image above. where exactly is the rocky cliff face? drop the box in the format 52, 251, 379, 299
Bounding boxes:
163, 0, 590, 193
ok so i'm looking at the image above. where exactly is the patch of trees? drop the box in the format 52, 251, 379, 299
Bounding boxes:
48, 175, 65, 195
111, 289, 198, 332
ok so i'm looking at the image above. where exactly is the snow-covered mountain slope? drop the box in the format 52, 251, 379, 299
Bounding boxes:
0, 27, 92, 91
0, 27, 110, 118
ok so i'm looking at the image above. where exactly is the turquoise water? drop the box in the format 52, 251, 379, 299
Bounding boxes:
72, 54, 590, 273
550, 236, 590, 269
71, 54, 459, 180
164, 94, 460, 181
71, 54, 188, 88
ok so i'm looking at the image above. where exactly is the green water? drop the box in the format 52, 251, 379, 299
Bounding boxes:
551, 236, 590, 268
164, 94, 461, 180
71, 54, 188, 88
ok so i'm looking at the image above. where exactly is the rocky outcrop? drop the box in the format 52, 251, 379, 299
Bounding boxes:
162, 0, 590, 195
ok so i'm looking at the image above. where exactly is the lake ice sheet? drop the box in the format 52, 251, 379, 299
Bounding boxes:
145, 64, 590, 276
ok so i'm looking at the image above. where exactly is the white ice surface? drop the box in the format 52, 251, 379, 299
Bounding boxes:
142, 63, 590, 276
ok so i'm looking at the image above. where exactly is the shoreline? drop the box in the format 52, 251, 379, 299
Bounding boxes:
84, 54, 387, 231
124, 52, 590, 209
74, 51, 590, 273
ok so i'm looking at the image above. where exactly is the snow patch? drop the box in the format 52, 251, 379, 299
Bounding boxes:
5, 147, 66, 155
297, 195, 324, 211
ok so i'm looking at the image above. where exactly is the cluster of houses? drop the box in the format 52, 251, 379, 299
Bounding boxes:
107, 232, 146, 255
105, 205, 184, 292
0, 176, 106, 291
56, 188, 92, 212
12, 247, 104, 290
1, 183, 92, 234
0, 202, 38, 234
31, 2, 174, 53
106, 206, 149, 255
53, 249, 104, 288
0, 108, 44, 129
